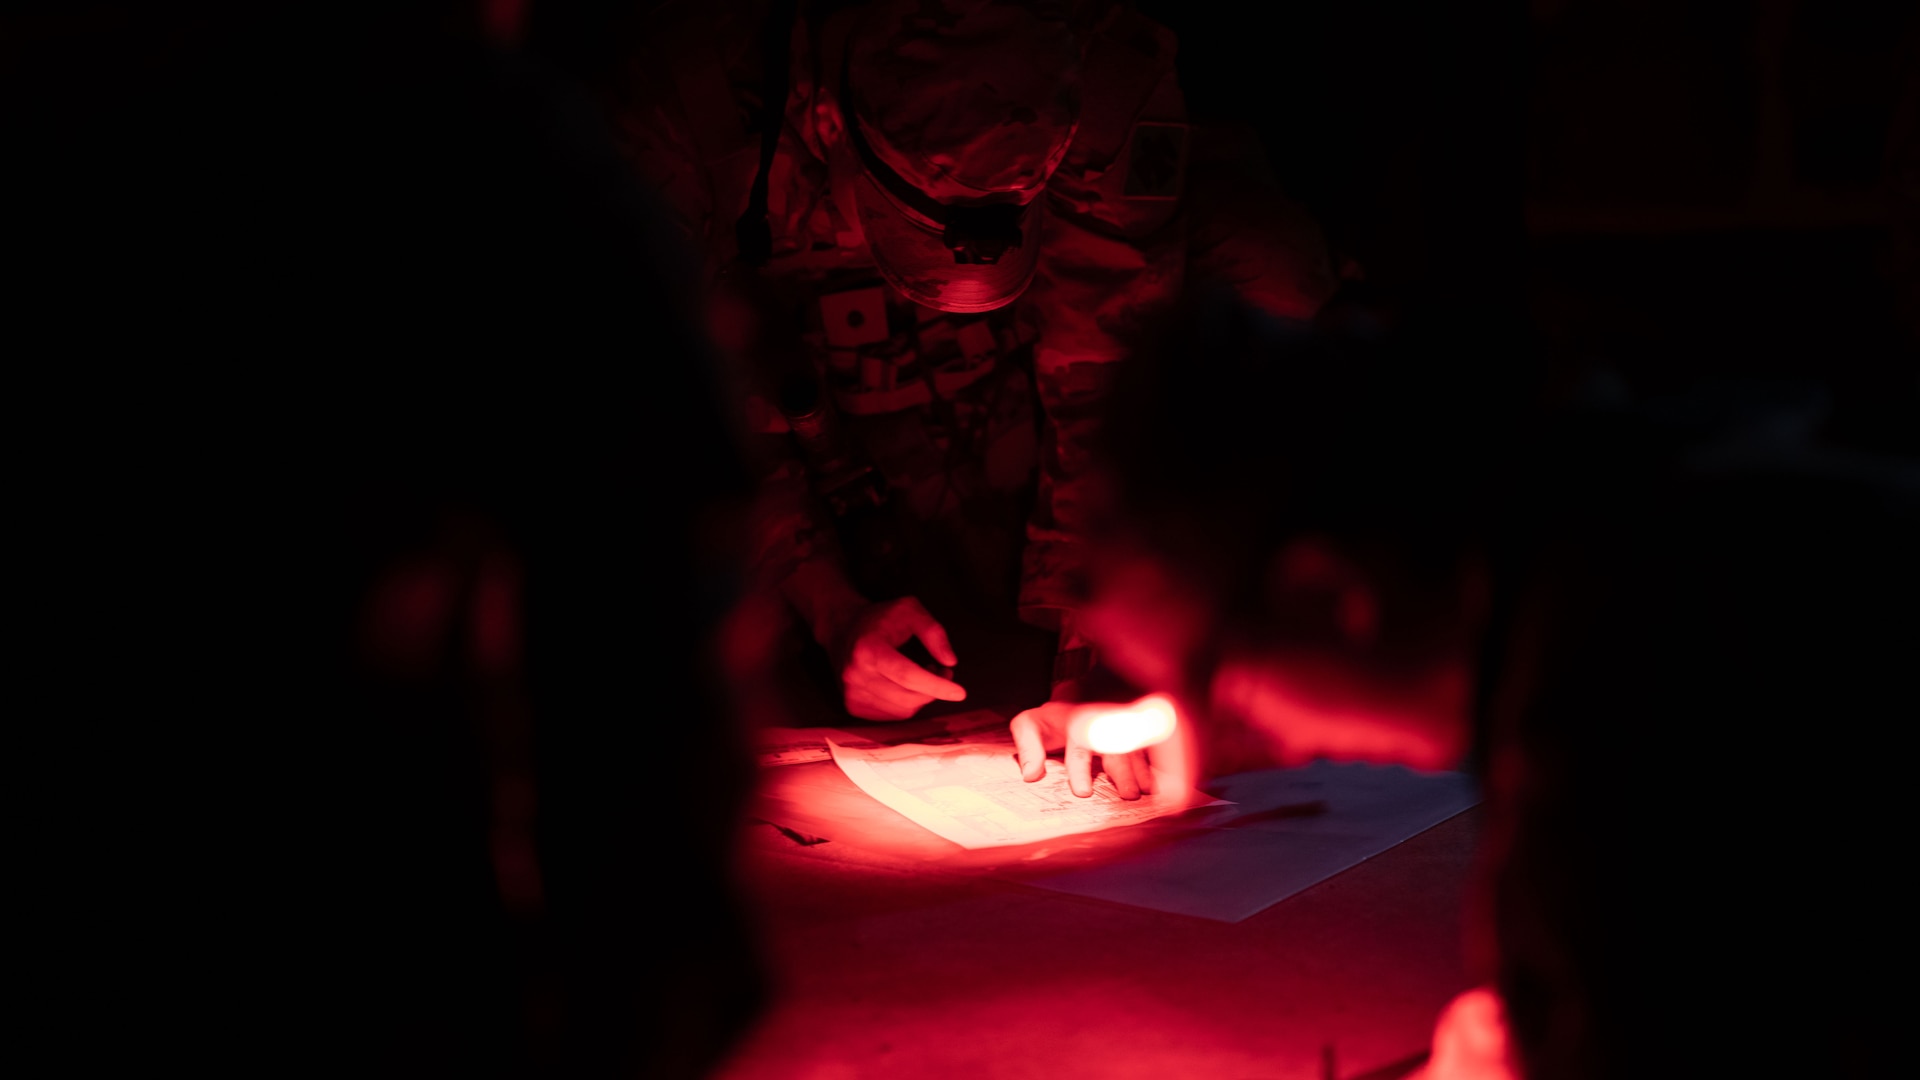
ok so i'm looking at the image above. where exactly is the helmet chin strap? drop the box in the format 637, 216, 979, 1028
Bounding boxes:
737, 2, 1053, 270
839, 58, 1029, 266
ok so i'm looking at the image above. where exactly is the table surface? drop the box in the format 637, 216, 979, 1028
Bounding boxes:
710, 758, 1484, 1080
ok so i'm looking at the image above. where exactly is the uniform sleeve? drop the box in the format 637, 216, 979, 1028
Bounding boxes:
1017, 211, 1183, 631
741, 439, 846, 596
596, 6, 847, 602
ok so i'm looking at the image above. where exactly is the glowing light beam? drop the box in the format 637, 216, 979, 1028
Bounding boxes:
1085, 694, 1179, 756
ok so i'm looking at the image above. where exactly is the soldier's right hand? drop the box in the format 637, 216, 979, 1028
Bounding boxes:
833, 597, 966, 720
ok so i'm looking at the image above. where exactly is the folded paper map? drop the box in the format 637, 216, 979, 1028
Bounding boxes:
828, 736, 1218, 849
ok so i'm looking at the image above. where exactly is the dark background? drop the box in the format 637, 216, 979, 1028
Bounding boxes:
13, 0, 1913, 435
1148, 0, 1917, 451
6, 0, 1912, 1073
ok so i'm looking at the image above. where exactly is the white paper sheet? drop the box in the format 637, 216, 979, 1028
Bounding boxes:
827, 736, 1215, 849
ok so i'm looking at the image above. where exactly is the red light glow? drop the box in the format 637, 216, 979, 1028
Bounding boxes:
1083, 693, 1180, 756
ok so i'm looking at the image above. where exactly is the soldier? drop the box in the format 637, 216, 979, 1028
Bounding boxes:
598, 0, 1332, 782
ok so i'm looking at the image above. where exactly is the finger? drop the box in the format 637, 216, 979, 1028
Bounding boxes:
864, 677, 936, 716
1065, 742, 1095, 798
1130, 750, 1154, 796
890, 597, 960, 667
848, 684, 921, 718
1024, 701, 1074, 750
845, 690, 918, 721
870, 647, 967, 701
1105, 751, 1142, 801
1148, 719, 1197, 800
845, 675, 934, 720
1010, 712, 1049, 782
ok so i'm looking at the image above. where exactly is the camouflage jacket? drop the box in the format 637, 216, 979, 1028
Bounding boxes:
603, 0, 1332, 636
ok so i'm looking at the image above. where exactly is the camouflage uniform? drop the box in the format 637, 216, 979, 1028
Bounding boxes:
605, 0, 1332, 669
